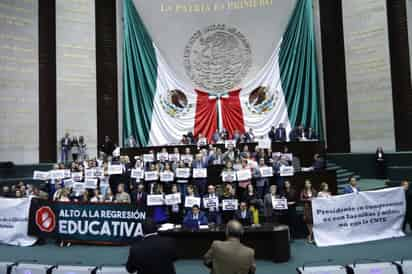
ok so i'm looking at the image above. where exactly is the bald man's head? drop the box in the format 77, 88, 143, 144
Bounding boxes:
226, 220, 244, 239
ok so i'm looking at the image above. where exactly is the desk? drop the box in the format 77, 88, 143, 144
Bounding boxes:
159, 225, 290, 263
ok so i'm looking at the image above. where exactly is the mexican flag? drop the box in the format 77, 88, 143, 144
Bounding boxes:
123, 0, 322, 146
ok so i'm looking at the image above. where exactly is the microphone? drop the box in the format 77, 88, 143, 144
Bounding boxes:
301, 258, 333, 270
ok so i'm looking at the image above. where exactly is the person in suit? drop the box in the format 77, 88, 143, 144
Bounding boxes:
131, 183, 147, 209
60, 133, 72, 163
234, 202, 253, 226
204, 220, 256, 274
192, 153, 208, 197
204, 185, 222, 225
126, 221, 178, 274
305, 127, 317, 140
183, 204, 208, 228
212, 129, 220, 144
268, 126, 276, 142
343, 177, 360, 194
289, 125, 305, 142
300, 180, 317, 244
275, 123, 287, 142
401, 180, 412, 232
263, 185, 282, 223
243, 128, 255, 143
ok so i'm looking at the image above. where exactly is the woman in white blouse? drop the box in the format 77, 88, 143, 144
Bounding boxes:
317, 182, 332, 198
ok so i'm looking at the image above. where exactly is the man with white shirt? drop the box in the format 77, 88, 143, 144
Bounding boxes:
343, 177, 360, 194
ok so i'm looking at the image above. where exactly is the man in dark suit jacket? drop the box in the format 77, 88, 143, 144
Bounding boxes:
126, 221, 178, 274
234, 202, 253, 226
183, 204, 208, 227
131, 183, 147, 209
275, 123, 287, 142
343, 177, 360, 194
204, 220, 256, 274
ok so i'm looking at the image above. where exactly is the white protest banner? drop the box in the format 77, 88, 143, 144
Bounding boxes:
312, 187, 406, 247
224, 140, 237, 148
84, 178, 98, 189
72, 182, 86, 193
71, 172, 83, 182
143, 154, 155, 162
160, 171, 174, 182
94, 167, 104, 178
168, 153, 180, 162
222, 199, 238, 211
257, 138, 271, 149
157, 152, 169, 161
280, 166, 294, 177
144, 171, 158, 181
0, 198, 37, 246
181, 154, 193, 163
236, 169, 252, 181
176, 168, 190, 178
33, 171, 49, 181
185, 196, 201, 208
193, 168, 207, 178
165, 193, 181, 205
259, 166, 273, 178
203, 197, 219, 209
63, 169, 71, 178
50, 170, 65, 180
147, 194, 164, 206
272, 197, 288, 210
63, 179, 74, 188
85, 168, 95, 178
221, 171, 236, 182
108, 165, 123, 175
131, 168, 144, 179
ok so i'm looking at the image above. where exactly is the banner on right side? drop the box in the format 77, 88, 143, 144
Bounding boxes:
312, 187, 406, 247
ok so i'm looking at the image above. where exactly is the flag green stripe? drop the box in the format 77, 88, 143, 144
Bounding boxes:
279, 0, 323, 138
123, 0, 158, 146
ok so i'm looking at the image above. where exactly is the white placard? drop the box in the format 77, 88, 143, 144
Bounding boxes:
85, 168, 95, 178
312, 187, 406, 247
184, 196, 201, 208
143, 154, 155, 162
221, 171, 236, 182
33, 171, 49, 181
147, 194, 164, 206
257, 138, 271, 149
160, 171, 174, 182
144, 171, 159, 181
95, 167, 104, 178
281, 153, 293, 162
0, 198, 37, 246
168, 153, 180, 162
71, 172, 83, 182
222, 199, 239, 211
165, 193, 181, 205
176, 168, 190, 178
203, 197, 219, 209
72, 182, 86, 193
272, 197, 288, 210
280, 166, 294, 177
84, 178, 98, 189
50, 170, 65, 180
63, 178, 74, 188
108, 165, 123, 175
131, 168, 144, 179
272, 152, 282, 159
236, 169, 252, 181
157, 152, 169, 161
259, 166, 273, 178
193, 168, 207, 178
63, 169, 71, 178
224, 140, 237, 148
181, 154, 193, 163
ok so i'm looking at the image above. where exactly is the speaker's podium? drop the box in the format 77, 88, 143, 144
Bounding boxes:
348, 262, 399, 274
297, 265, 347, 274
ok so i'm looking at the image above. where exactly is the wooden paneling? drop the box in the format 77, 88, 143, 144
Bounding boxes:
38, 0, 57, 162
319, 0, 350, 153
386, 0, 412, 151
96, 0, 119, 147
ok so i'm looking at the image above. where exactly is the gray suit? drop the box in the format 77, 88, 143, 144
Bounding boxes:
204, 238, 256, 274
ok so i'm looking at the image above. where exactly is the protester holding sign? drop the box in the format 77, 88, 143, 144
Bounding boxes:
183, 205, 208, 228
203, 185, 221, 225
264, 185, 284, 223
168, 184, 184, 224
300, 180, 317, 244
236, 159, 252, 200
254, 158, 271, 199
281, 181, 298, 238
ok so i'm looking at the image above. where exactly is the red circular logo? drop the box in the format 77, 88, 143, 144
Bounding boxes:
35, 206, 56, 233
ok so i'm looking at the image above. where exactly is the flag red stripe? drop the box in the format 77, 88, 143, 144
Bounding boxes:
221, 89, 245, 138
194, 89, 218, 141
